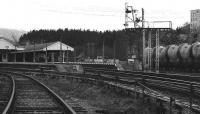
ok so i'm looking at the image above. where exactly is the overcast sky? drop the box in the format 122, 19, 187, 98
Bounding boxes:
0, 0, 199, 31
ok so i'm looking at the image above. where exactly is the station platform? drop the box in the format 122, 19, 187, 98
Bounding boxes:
0, 62, 117, 73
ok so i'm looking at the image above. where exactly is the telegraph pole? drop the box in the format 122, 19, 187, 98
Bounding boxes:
45, 40, 48, 63
92, 43, 95, 61
148, 31, 152, 71
142, 8, 145, 71
142, 8, 144, 27
33, 41, 36, 63
87, 43, 90, 59
113, 33, 116, 63
102, 39, 105, 62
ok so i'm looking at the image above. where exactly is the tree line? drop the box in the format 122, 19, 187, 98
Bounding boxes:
19, 24, 191, 61
19, 29, 132, 61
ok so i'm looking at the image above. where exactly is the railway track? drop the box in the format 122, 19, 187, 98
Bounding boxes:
83, 67, 200, 113
84, 67, 200, 97
0, 72, 77, 114
1, 66, 200, 113
0, 74, 14, 114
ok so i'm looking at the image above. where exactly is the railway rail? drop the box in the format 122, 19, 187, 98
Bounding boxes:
1, 66, 200, 113
0, 72, 77, 114
0, 74, 15, 114
83, 67, 200, 113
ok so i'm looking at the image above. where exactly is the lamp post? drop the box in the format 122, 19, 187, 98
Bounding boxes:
113, 32, 116, 63
102, 34, 105, 63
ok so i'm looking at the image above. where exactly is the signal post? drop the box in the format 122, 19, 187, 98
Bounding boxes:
124, 2, 172, 73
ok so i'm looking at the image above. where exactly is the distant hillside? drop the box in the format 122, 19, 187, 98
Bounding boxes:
0, 28, 26, 45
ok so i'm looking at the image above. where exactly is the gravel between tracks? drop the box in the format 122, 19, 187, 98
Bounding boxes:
35, 76, 158, 114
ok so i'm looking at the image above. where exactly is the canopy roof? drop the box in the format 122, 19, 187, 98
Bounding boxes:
12, 41, 74, 53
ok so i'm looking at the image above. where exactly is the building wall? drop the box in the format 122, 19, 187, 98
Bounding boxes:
191, 9, 200, 33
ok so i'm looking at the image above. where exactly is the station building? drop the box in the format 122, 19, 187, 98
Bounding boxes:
0, 37, 74, 63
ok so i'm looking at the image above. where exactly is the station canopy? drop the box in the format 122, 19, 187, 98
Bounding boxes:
12, 41, 74, 53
